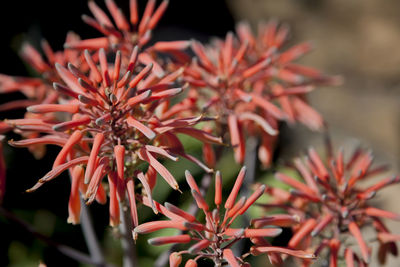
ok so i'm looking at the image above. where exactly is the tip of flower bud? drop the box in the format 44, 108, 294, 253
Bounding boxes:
234, 228, 246, 237
132, 230, 138, 242
269, 46, 278, 55
365, 191, 376, 199
341, 209, 349, 219
67, 62, 74, 70
307, 254, 317, 259
54, 62, 62, 71
310, 230, 318, 237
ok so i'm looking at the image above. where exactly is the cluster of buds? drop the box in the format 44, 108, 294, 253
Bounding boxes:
263, 145, 400, 266
6, 46, 222, 228
4, 1, 389, 266
135, 168, 316, 266
183, 20, 341, 168
0, 0, 334, 225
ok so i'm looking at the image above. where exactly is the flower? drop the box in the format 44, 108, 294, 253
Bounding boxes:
65, 0, 190, 63
0, 33, 85, 112
135, 168, 315, 266
7, 48, 221, 228
65, 0, 168, 52
263, 144, 400, 266
184, 22, 339, 168
0, 33, 88, 160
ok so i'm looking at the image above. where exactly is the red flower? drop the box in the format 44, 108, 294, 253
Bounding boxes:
66, 0, 167, 52
263, 145, 400, 266
7, 48, 221, 227
135, 168, 315, 266
65, 0, 191, 68
0, 33, 86, 112
184, 22, 339, 168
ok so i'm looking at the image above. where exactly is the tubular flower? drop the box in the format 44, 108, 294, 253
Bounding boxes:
184, 23, 338, 167
7, 48, 221, 227
263, 145, 400, 266
0, 33, 88, 159
135, 168, 315, 266
66, 0, 191, 66
0, 32, 86, 112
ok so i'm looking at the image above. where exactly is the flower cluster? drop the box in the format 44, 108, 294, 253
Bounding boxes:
66, 0, 168, 52
0, 0, 334, 227
263, 145, 400, 266
3, 1, 393, 266
7, 46, 221, 228
183, 20, 340, 168
135, 168, 316, 266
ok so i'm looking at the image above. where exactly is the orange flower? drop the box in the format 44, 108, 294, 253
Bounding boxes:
8, 49, 220, 228
183, 23, 338, 167
264, 143, 400, 266
0, 33, 86, 113
65, 0, 191, 69
135, 168, 314, 265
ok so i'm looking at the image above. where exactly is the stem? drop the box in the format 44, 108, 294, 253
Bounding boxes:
80, 199, 106, 266
119, 203, 138, 267
243, 137, 258, 188
0, 207, 114, 267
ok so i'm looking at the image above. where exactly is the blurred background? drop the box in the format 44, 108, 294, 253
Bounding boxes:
0, 0, 399, 266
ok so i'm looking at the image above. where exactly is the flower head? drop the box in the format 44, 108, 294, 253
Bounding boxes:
135, 168, 315, 266
65, 0, 168, 52
65, 0, 191, 65
184, 22, 339, 167
264, 145, 400, 266
0, 33, 85, 112
7, 48, 221, 227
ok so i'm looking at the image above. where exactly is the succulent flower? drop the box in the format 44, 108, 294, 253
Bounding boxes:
0, 32, 86, 113
65, 0, 169, 52
7, 48, 221, 227
135, 167, 315, 266
263, 145, 400, 266
184, 22, 339, 168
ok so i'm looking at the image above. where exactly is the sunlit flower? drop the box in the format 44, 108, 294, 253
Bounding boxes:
65, 0, 190, 65
263, 144, 400, 266
0, 32, 85, 112
65, 0, 166, 51
184, 22, 339, 167
135, 168, 315, 266
7, 48, 221, 228
0, 33, 88, 159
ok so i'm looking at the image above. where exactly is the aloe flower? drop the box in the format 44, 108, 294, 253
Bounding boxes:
263, 145, 400, 266
0, 32, 86, 113
7, 48, 221, 228
184, 22, 339, 168
65, 0, 167, 51
135, 168, 315, 266
65, 0, 191, 71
